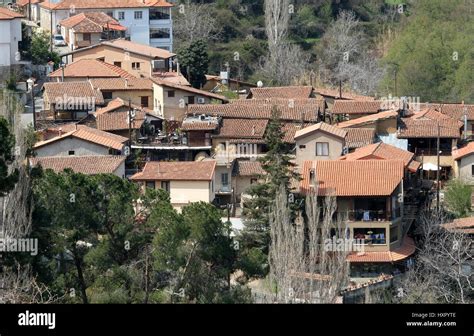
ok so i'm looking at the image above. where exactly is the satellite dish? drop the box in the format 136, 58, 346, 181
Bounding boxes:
257, 81, 263, 88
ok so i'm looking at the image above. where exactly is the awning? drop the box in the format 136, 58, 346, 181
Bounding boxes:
346, 237, 416, 263
422, 162, 439, 171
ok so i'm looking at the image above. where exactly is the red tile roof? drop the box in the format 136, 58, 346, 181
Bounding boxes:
94, 97, 154, 115
0, 7, 24, 20
60, 12, 126, 32
215, 119, 268, 139
34, 125, 127, 151
409, 103, 474, 121
398, 118, 461, 139
294, 122, 347, 140
336, 110, 398, 128
300, 160, 404, 196
346, 237, 416, 263
315, 87, 375, 101
233, 160, 265, 176
442, 217, 474, 234
130, 160, 216, 181
41, 0, 173, 10
43, 81, 105, 105
332, 100, 385, 115
452, 142, 474, 160
30, 155, 125, 175
248, 86, 314, 99
187, 104, 318, 122
96, 110, 146, 131
181, 120, 219, 131
90, 78, 153, 91
48, 59, 135, 79
281, 123, 314, 143
339, 142, 416, 171
344, 128, 376, 149
235, 97, 325, 110
410, 107, 453, 121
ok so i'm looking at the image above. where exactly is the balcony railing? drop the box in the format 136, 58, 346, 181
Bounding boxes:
343, 208, 401, 222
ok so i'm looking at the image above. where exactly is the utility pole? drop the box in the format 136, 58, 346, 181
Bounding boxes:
28, 0, 32, 21
128, 98, 132, 146
436, 122, 440, 212
50, 10, 53, 54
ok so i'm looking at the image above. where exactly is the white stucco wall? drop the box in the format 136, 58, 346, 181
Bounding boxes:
35, 137, 111, 157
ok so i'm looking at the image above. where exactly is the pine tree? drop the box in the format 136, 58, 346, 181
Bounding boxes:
238, 106, 299, 278
0, 116, 19, 196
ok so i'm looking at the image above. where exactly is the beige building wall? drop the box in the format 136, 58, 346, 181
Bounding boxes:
35, 138, 114, 157
72, 45, 153, 77
295, 131, 344, 168
455, 155, 474, 183
153, 83, 214, 121
109, 90, 152, 107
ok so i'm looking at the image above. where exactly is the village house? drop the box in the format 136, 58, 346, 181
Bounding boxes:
59, 12, 126, 50
63, 39, 177, 78
42, 81, 105, 121
336, 110, 399, 135
232, 160, 265, 205
0, 7, 23, 67
39, 0, 174, 50
331, 100, 389, 121
30, 155, 126, 177
34, 124, 128, 157
299, 160, 416, 277
452, 142, 474, 185
294, 122, 347, 168
47, 59, 135, 82
247, 85, 315, 99
130, 160, 217, 210
343, 128, 376, 152
89, 77, 153, 107
151, 78, 229, 121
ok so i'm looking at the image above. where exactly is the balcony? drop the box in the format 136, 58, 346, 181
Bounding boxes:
413, 148, 452, 156
132, 131, 211, 150
216, 185, 233, 195
345, 208, 401, 222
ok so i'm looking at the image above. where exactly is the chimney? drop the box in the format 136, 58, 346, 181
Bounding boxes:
252, 125, 256, 136
125, 78, 129, 88
58, 128, 62, 136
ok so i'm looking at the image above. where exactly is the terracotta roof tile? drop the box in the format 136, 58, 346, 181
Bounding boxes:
442, 217, 474, 234
300, 160, 404, 196
337, 110, 398, 128
90, 78, 153, 91
344, 128, 376, 149
233, 160, 265, 176
30, 155, 125, 175
60, 12, 126, 32
248, 86, 314, 99
408, 103, 474, 121
181, 121, 219, 131
94, 97, 154, 115
130, 160, 216, 181
49, 59, 135, 79
347, 237, 416, 262
339, 142, 415, 170
398, 118, 461, 139
34, 125, 127, 151
215, 119, 268, 139
332, 100, 385, 114
96, 110, 146, 131
0, 7, 24, 20
281, 122, 314, 143
295, 122, 347, 140
315, 87, 375, 101
410, 107, 453, 121
43, 81, 105, 105
41, 0, 174, 10
187, 104, 318, 122
453, 142, 474, 160
235, 97, 325, 110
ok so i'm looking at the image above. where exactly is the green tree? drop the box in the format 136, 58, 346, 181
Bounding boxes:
0, 116, 19, 196
239, 106, 299, 278
177, 39, 209, 88
444, 179, 472, 218
30, 31, 60, 66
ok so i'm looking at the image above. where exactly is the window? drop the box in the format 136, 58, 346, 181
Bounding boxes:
113, 61, 122, 68
140, 96, 149, 107
221, 173, 229, 186
161, 181, 170, 192
149, 7, 170, 20
250, 178, 258, 185
134, 11, 143, 19
106, 11, 113, 18
150, 28, 170, 39
82, 33, 91, 42
68, 150, 75, 156
471, 164, 474, 176
97, 57, 105, 62
299, 144, 306, 149
102, 91, 113, 100
167, 90, 175, 98
353, 228, 386, 245
146, 181, 155, 189
188, 96, 195, 104
316, 142, 329, 156
118, 11, 125, 20
132, 62, 141, 70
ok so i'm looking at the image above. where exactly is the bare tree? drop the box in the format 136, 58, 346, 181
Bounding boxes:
267, 185, 350, 303
265, 0, 290, 53
396, 210, 473, 303
173, 1, 221, 49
